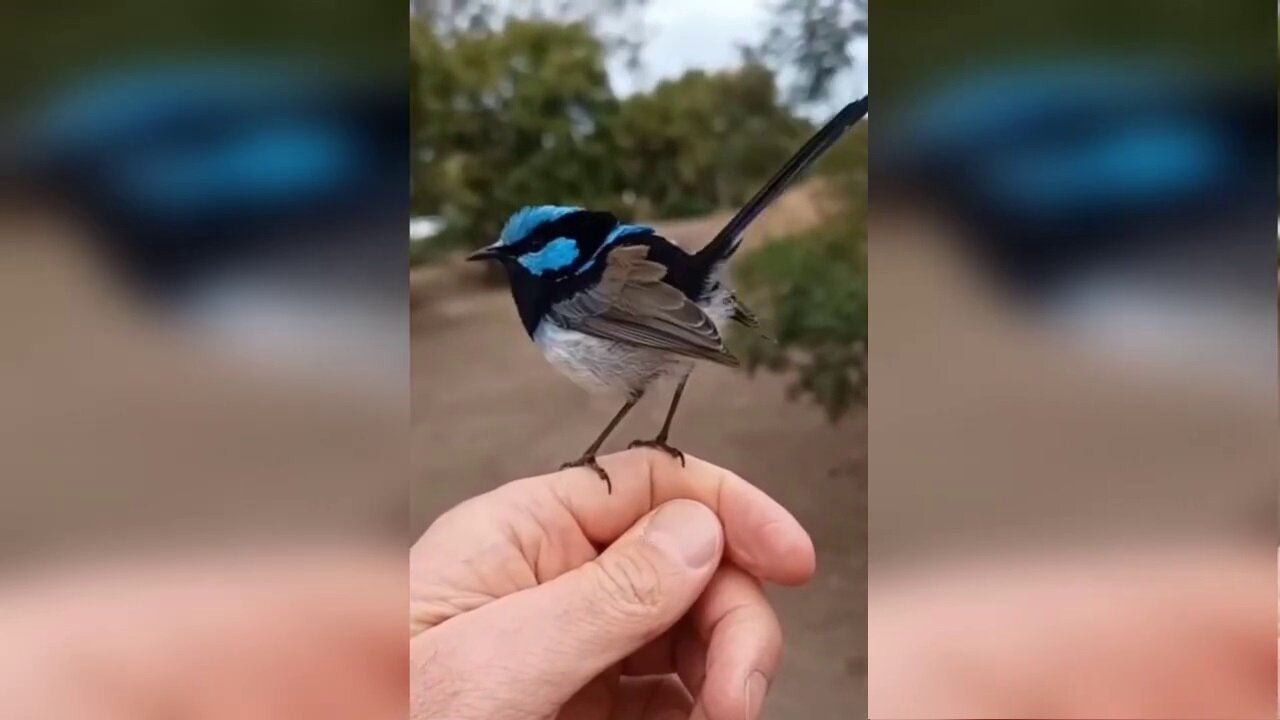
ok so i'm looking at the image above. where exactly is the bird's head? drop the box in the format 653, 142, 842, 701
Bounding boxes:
466, 205, 593, 281
468, 205, 654, 280
468, 205, 629, 335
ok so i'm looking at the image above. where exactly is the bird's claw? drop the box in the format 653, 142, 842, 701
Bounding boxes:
628, 438, 686, 467
560, 455, 612, 494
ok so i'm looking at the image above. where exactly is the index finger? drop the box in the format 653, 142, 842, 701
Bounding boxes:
515, 448, 815, 586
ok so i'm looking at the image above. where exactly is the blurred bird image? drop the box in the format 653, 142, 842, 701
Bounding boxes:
467, 97, 868, 491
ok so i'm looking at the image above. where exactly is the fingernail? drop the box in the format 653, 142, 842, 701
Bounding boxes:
645, 500, 720, 568
745, 670, 769, 720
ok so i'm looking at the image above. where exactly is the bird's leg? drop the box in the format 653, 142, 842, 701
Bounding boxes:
629, 374, 688, 466
560, 393, 641, 493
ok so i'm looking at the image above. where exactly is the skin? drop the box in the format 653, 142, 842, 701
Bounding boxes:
0, 548, 406, 719
0, 451, 1269, 717
411, 449, 817, 720
869, 544, 1277, 719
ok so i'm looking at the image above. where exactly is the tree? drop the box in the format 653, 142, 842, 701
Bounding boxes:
611, 63, 810, 219
412, 19, 623, 253
760, 0, 866, 104
416, 0, 650, 70
412, 18, 810, 256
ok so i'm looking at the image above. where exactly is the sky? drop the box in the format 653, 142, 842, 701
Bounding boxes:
607, 0, 867, 115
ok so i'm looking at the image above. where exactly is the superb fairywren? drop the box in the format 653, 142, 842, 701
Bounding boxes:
468, 98, 868, 491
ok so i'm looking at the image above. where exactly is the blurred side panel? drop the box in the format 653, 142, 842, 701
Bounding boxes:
869, 2, 1275, 717
0, 1, 406, 718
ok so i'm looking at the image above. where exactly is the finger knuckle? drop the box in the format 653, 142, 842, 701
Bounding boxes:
591, 549, 664, 615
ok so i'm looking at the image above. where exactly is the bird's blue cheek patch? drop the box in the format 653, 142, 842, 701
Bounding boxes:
518, 237, 579, 275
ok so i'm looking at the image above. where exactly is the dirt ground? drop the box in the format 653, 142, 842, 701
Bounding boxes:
410, 189, 868, 718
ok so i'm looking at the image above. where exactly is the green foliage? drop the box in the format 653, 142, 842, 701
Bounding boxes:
418, 0, 650, 69
412, 19, 622, 251
612, 64, 811, 218
412, 19, 810, 255
732, 122, 867, 421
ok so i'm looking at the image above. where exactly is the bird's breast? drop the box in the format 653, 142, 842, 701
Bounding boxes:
532, 320, 688, 397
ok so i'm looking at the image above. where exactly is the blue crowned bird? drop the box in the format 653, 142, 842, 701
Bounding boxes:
468, 98, 868, 491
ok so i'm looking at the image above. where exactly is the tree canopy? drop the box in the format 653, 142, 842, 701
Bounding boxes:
411, 18, 811, 252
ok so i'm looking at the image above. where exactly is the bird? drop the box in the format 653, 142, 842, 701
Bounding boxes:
467, 97, 868, 492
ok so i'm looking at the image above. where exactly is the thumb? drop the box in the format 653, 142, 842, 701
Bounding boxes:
423, 499, 724, 717
523, 499, 722, 682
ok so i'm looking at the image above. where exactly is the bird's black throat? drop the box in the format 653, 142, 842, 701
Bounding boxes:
504, 265, 551, 337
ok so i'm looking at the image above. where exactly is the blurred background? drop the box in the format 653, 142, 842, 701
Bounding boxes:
0, 2, 406, 716
410, 0, 868, 716
0, 0, 407, 552
869, 2, 1276, 717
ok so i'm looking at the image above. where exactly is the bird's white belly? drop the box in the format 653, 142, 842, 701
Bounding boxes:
533, 285, 733, 397
534, 321, 685, 397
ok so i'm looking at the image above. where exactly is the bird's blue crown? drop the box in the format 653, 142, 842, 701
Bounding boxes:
498, 205, 581, 246
498, 205, 653, 277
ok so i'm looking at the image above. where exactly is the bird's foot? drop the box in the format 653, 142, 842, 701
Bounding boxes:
628, 438, 686, 467
560, 455, 612, 494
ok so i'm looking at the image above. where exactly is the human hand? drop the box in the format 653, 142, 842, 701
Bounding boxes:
411, 449, 816, 720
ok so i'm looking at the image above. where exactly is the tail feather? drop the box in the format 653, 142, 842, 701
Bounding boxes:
694, 96, 869, 266
730, 292, 775, 342
730, 294, 760, 328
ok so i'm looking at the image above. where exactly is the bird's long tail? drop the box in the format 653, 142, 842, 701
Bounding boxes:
694, 96, 869, 265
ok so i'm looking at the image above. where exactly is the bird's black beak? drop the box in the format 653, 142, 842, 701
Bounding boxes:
466, 245, 500, 262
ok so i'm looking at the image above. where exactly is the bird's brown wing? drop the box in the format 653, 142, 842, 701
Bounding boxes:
547, 244, 739, 367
